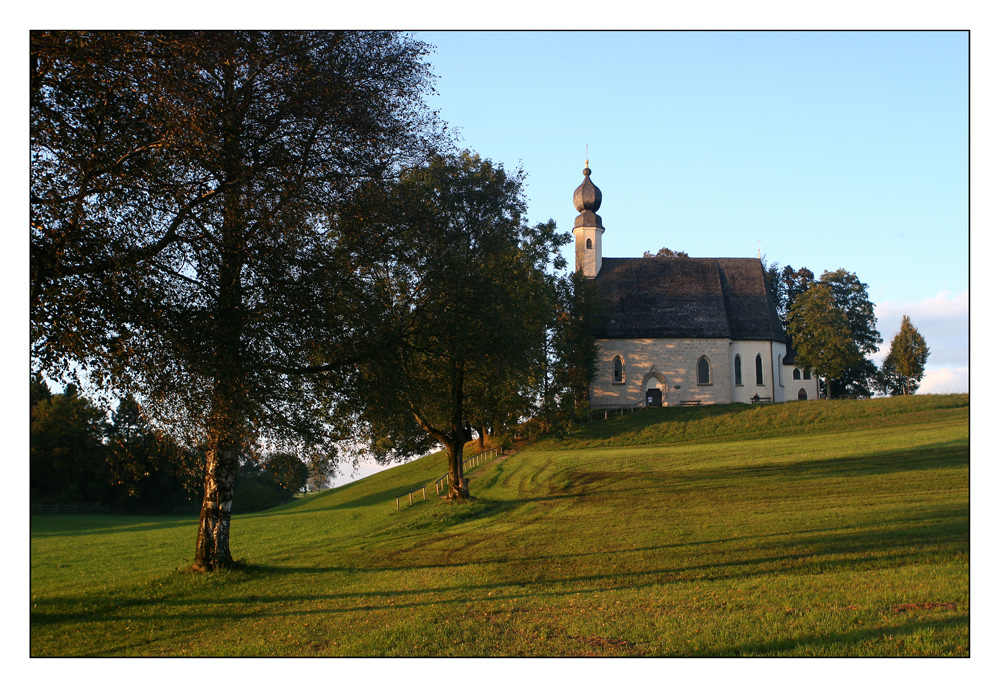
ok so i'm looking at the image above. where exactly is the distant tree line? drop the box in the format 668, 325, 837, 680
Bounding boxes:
30, 378, 311, 512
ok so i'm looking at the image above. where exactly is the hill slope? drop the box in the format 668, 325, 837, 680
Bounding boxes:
30, 395, 969, 656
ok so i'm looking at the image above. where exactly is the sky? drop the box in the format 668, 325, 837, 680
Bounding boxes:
418, 30, 969, 394
328, 27, 973, 487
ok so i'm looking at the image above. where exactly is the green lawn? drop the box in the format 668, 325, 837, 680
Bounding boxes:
30, 395, 969, 656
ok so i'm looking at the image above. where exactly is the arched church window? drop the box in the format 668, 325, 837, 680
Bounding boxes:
586, 238, 593, 249
613, 355, 624, 384
734, 354, 742, 386
803, 369, 811, 380
793, 368, 801, 380
755, 354, 764, 386
697, 356, 711, 385
798, 388, 808, 401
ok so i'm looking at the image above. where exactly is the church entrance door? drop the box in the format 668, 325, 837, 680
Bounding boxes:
645, 388, 662, 407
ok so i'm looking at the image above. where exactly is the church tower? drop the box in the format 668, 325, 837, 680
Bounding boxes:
573, 161, 604, 278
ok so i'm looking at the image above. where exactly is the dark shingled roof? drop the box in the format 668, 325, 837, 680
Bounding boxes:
591, 257, 787, 342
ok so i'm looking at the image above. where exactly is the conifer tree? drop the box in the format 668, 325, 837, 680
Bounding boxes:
880, 315, 930, 395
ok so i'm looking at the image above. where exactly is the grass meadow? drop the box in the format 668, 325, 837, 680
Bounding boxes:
30, 394, 969, 657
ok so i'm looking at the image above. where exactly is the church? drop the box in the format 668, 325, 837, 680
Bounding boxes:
572, 163, 820, 408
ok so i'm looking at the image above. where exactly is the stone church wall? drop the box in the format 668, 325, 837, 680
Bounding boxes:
591, 337, 732, 408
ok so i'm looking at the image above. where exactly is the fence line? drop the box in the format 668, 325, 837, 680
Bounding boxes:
396, 444, 505, 511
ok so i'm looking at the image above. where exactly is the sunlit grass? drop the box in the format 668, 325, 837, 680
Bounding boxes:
30, 394, 969, 656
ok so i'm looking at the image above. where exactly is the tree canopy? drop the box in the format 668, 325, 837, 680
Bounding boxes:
765, 262, 881, 397
30, 385, 200, 509
879, 315, 930, 396
786, 283, 863, 399
642, 247, 690, 259
336, 151, 569, 499
30, 31, 445, 570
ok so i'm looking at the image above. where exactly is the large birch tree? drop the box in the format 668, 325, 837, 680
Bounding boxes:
30, 31, 444, 570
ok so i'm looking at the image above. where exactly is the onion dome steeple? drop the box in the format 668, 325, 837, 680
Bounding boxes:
572, 158, 605, 279
573, 160, 604, 229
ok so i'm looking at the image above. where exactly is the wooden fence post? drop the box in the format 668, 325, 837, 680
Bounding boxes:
396, 497, 399, 511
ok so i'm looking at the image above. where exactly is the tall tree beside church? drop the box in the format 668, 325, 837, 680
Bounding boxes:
763, 262, 815, 331
879, 315, 930, 396
30, 31, 443, 570
544, 270, 600, 427
818, 269, 882, 396
338, 152, 566, 499
786, 283, 862, 400
463, 219, 569, 444
765, 263, 879, 396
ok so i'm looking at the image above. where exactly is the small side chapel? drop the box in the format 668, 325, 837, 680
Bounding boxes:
572, 163, 820, 408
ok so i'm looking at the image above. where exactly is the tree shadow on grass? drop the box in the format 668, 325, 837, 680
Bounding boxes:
726, 614, 969, 657
31, 505, 968, 635
681, 439, 969, 485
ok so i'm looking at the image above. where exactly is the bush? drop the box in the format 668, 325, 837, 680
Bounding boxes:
232, 476, 285, 513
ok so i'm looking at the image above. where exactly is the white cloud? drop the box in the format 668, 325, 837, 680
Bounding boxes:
873, 290, 969, 370
917, 366, 969, 395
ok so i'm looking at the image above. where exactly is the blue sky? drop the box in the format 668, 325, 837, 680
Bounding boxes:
418, 30, 969, 396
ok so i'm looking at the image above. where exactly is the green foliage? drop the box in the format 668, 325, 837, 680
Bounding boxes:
763, 262, 814, 328
539, 270, 600, 432
230, 452, 310, 512
765, 264, 881, 397
30, 395, 968, 657
337, 151, 568, 496
31, 30, 445, 568
781, 268, 882, 398
818, 269, 882, 396
30, 385, 109, 504
106, 396, 201, 510
879, 315, 931, 396
787, 283, 861, 398
263, 453, 310, 496
30, 387, 200, 510
642, 247, 689, 258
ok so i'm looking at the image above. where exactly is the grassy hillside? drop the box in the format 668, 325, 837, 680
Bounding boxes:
30, 394, 969, 656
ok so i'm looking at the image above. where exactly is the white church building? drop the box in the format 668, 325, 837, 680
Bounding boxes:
572, 163, 820, 408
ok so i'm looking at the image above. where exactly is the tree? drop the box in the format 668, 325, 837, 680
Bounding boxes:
765, 263, 881, 397
539, 270, 600, 431
263, 453, 311, 496
786, 283, 862, 400
31, 31, 444, 570
880, 315, 930, 395
763, 263, 815, 329
817, 269, 882, 397
106, 396, 201, 510
339, 152, 567, 499
30, 386, 110, 504
643, 247, 689, 258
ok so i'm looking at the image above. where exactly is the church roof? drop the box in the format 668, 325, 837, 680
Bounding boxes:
590, 256, 787, 342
